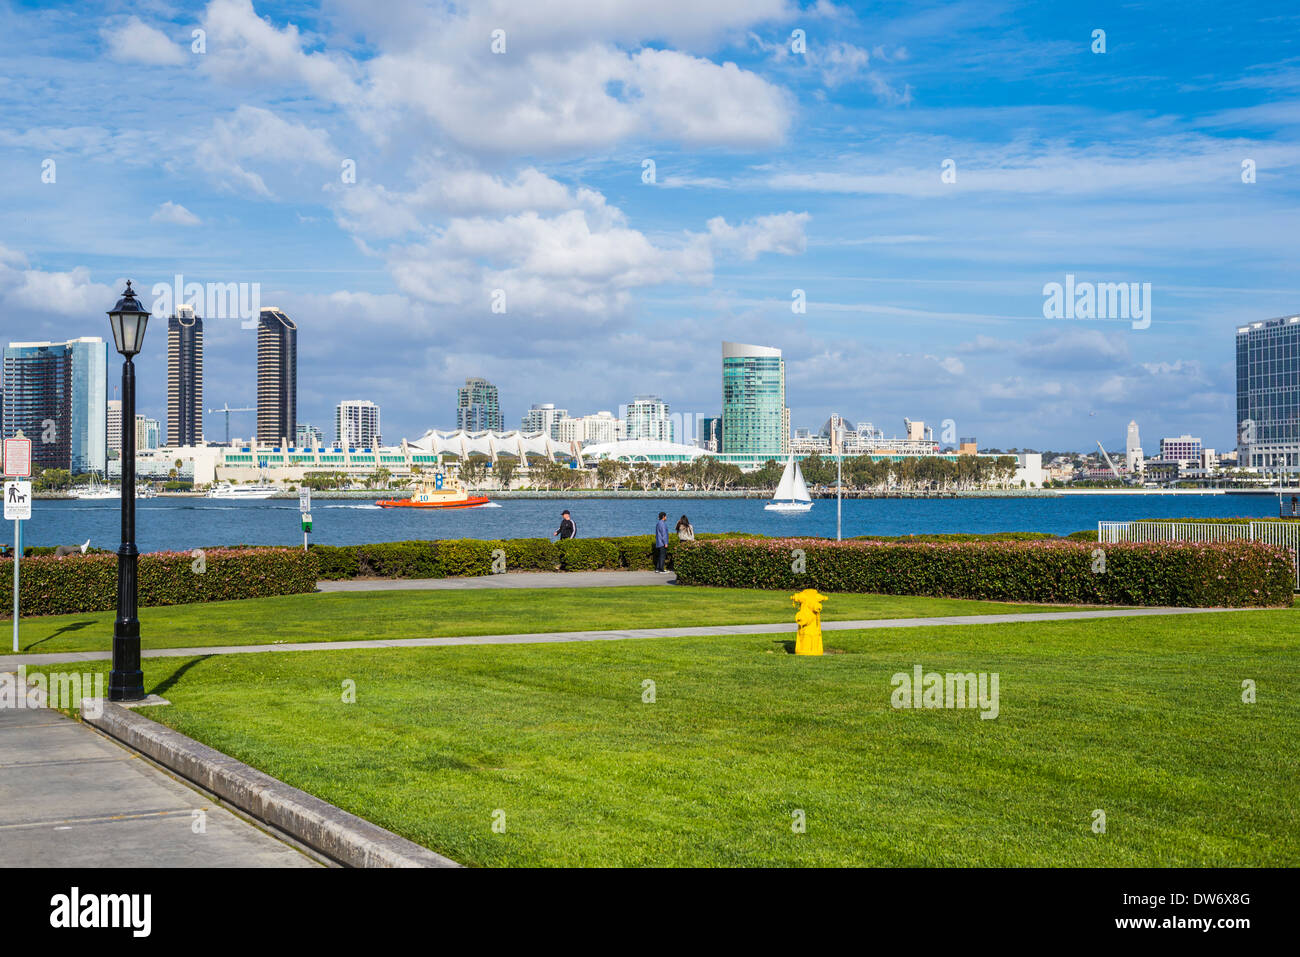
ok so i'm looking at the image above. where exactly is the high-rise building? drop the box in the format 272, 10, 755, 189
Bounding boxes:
521, 403, 567, 437
167, 304, 204, 446
1125, 420, 1143, 472
721, 341, 788, 456
457, 377, 502, 432
555, 411, 622, 446
625, 394, 673, 442
336, 399, 381, 448
701, 416, 722, 452
2, 337, 106, 475
256, 307, 297, 446
1159, 434, 1202, 462
136, 415, 160, 451
295, 423, 325, 448
1237, 315, 1300, 474
107, 398, 122, 457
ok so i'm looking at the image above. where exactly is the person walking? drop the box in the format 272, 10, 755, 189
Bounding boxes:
654, 511, 670, 573
675, 515, 694, 541
554, 509, 577, 540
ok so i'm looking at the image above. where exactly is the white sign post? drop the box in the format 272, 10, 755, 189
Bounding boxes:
299, 487, 311, 551
4, 432, 32, 653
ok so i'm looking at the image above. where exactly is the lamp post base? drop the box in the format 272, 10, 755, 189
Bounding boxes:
107, 665, 145, 702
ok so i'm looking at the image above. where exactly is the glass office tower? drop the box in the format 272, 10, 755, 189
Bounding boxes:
1236, 315, 1300, 475
2, 337, 106, 474
721, 341, 789, 456
457, 377, 503, 432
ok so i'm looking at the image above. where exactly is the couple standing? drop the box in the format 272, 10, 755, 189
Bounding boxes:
654, 512, 694, 574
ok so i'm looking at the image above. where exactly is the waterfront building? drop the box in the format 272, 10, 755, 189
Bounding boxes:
166, 304, 204, 446
721, 341, 789, 456
1236, 314, 1300, 474
135, 416, 160, 451
580, 438, 708, 466
520, 402, 566, 437
625, 394, 673, 443
107, 399, 122, 457
336, 399, 381, 448
256, 307, 297, 446
959, 437, 978, 456
555, 411, 622, 446
457, 377, 503, 432
295, 423, 325, 448
790, 417, 940, 457
2, 337, 106, 474
1159, 434, 1203, 462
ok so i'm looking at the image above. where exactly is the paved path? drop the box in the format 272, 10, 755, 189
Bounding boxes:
0, 704, 318, 867
0, 606, 1263, 670
317, 570, 675, 591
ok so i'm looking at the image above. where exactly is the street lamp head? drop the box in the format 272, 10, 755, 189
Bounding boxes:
107, 280, 150, 358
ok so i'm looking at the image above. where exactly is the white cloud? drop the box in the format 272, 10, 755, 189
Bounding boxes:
150, 201, 201, 226
196, 106, 339, 198
102, 17, 188, 67
707, 211, 810, 259
200, 0, 359, 103
0, 257, 117, 318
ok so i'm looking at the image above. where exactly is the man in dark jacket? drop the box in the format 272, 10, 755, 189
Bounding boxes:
554, 510, 576, 540
654, 512, 669, 573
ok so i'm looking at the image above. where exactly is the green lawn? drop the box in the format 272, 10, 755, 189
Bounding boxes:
39, 607, 1300, 866
14, 587, 1095, 655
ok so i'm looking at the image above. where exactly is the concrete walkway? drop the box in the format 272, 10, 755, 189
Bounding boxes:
317, 570, 675, 591
0, 605, 1264, 670
0, 704, 318, 867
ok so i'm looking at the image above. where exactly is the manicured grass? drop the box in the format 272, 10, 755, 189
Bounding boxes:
41, 607, 1300, 866
13, 586, 1095, 655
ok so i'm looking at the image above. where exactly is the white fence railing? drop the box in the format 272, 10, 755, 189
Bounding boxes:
1097, 520, 1300, 589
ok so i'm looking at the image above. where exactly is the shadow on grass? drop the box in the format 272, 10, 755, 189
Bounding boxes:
150, 655, 216, 699
24, 619, 97, 651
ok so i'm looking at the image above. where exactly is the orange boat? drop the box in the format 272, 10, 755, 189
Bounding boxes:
376, 472, 491, 509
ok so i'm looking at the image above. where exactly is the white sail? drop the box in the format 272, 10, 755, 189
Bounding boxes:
773, 456, 797, 500
789, 460, 812, 502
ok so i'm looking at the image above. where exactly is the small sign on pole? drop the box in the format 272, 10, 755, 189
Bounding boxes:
299, 487, 312, 552
4, 481, 32, 521
5, 479, 31, 653
4, 435, 32, 478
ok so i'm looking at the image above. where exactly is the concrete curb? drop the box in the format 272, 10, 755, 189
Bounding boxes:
79, 699, 460, 869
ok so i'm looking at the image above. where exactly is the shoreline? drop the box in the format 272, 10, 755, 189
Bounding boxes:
33, 487, 1298, 501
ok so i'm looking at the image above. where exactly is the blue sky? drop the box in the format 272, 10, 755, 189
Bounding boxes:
1, 0, 1296, 451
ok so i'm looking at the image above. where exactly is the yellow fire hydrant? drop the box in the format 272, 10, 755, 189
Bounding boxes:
791, 588, 828, 656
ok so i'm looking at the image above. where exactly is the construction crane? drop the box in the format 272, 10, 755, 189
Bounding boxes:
207, 403, 255, 444
1096, 441, 1127, 482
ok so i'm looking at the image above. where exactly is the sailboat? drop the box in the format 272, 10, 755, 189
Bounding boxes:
70, 474, 118, 500
764, 455, 813, 512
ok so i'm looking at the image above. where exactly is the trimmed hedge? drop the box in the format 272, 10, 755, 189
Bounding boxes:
557, 538, 622, 570
488, 538, 561, 571
0, 548, 317, 618
671, 537, 1295, 607
850, 532, 1058, 543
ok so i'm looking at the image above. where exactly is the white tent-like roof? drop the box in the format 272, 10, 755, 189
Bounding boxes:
406, 429, 572, 462
579, 439, 710, 463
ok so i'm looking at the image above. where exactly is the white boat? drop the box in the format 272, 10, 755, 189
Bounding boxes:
206, 482, 279, 500
765, 455, 813, 512
70, 475, 118, 500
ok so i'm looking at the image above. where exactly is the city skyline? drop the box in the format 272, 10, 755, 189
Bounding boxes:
1, 2, 1297, 451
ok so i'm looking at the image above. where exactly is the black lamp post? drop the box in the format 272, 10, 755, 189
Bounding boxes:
107, 281, 150, 702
